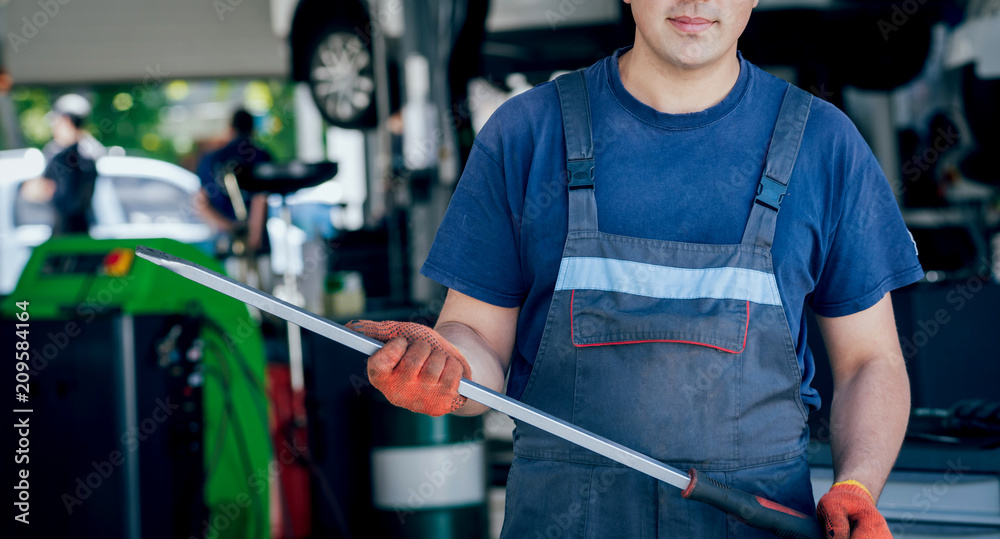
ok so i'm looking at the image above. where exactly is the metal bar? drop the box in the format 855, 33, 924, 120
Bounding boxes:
134, 245, 692, 491
457, 379, 690, 489
279, 204, 306, 399
117, 314, 142, 539
136, 246, 382, 356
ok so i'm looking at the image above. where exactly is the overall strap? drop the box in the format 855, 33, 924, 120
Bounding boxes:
555, 70, 598, 233
741, 85, 813, 249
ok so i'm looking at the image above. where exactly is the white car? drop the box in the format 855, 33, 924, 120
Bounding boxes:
0, 149, 213, 295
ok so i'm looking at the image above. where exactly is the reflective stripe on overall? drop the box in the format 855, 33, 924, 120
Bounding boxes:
500, 72, 816, 539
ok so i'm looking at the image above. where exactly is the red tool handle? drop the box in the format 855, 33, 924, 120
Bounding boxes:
682, 468, 824, 539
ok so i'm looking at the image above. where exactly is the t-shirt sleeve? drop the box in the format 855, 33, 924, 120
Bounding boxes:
196, 153, 216, 189
42, 148, 69, 183
421, 122, 527, 308
809, 133, 924, 317
43, 147, 90, 213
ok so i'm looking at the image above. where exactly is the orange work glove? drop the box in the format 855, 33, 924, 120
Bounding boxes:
816, 480, 892, 539
346, 320, 471, 417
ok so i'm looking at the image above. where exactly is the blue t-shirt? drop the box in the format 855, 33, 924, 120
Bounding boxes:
197, 135, 273, 252
196, 135, 273, 222
421, 49, 924, 410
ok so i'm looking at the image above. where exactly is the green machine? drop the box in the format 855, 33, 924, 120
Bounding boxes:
2, 237, 269, 538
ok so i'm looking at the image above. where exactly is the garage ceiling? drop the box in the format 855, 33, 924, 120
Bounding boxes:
2, 0, 289, 84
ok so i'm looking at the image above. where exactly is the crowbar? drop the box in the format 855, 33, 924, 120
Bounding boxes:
135, 245, 824, 539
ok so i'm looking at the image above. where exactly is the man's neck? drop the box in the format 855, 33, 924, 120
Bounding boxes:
618, 41, 741, 115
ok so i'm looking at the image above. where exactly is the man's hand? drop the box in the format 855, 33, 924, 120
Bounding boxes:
347, 320, 471, 417
817, 480, 892, 538
21, 177, 56, 203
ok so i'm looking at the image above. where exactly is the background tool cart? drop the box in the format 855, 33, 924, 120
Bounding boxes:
0, 238, 270, 538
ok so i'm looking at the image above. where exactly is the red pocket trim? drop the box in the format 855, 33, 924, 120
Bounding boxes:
569, 289, 749, 354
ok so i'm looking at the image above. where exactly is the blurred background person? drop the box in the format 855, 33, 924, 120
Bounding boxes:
42, 93, 105, 161
194, 108, 273, 279
21, 93, 104, 235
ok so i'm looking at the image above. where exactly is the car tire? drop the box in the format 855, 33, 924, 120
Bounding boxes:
307, 23, 378, 129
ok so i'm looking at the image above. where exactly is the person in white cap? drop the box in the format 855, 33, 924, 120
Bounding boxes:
42, 93, 105, 161
26, 94, 105, 234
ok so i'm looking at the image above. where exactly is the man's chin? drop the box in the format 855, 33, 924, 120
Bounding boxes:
658, 42, 734, 71
665, 53, 716, 71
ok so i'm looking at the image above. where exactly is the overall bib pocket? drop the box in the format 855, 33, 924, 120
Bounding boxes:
557, 257, 777, 354
570, 289, 749, 353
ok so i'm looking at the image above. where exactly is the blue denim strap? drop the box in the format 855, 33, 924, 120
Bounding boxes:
741, 85, 813, 249
556, 70, 598, 233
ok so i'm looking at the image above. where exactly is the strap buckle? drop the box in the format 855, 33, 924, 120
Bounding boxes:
567, 159, 595, 190
755, 175, 786, 211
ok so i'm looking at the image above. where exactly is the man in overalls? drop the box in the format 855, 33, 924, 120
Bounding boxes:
350, 1, 922, 536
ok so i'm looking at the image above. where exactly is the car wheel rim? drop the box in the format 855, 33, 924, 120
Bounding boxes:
310, 31, 375, 124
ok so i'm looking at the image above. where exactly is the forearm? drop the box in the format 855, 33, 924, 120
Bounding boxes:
828, 354, 910, 500
247, 194, 268, 250
435, 320, 509, 416
193, 191, 234, 232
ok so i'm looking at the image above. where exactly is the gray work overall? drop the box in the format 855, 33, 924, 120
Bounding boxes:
500, 71, 816, 538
